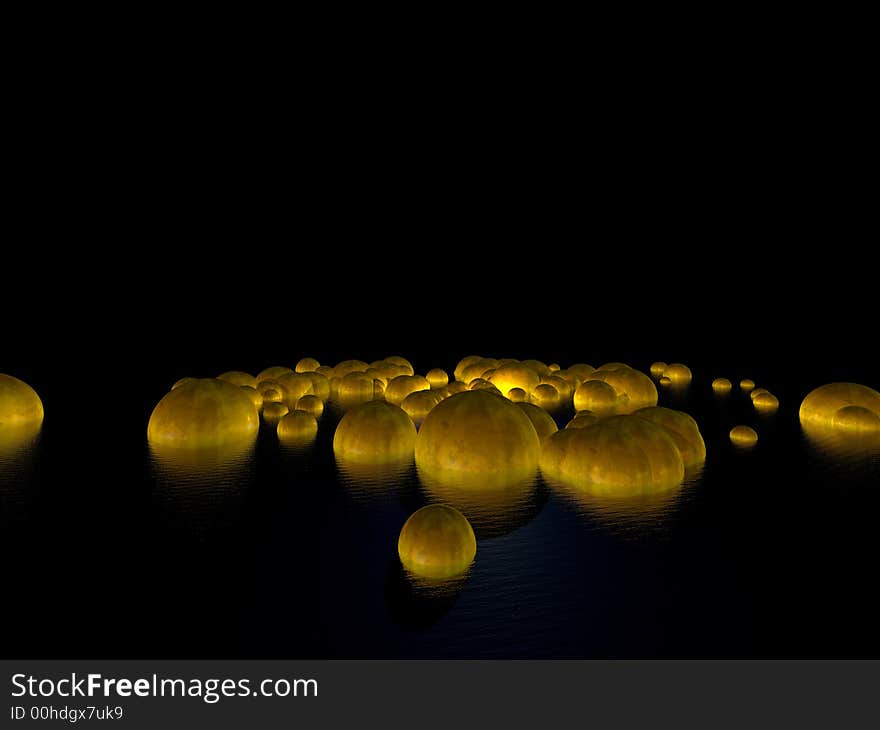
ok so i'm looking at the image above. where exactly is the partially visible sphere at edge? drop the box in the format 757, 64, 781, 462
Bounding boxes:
799, 383, 880, 429
0, 374, 44, 428
217, 371, 257, 388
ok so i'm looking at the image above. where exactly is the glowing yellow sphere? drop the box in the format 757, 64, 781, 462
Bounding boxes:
397, 504, 476, 579
240, 385, 263, 411
799, 383, 880, 429
566, 411, 599, 429
540, 415, 684, 496
729, 425, 758, 447
520, 359, 551, 376
753, 392, 780, 413
572, 379, 619, 415
453, 355, 483, 382
548, 363, 561, 372
401, 389, 444, 427
515, 402, 558, 442
663, 363, 692, 384
426, 368, 449, 389
260, 387, 284, 404
335, 372, 375, 407
597, 368, 658, 413
147, 378, 259, 449
650, 362, 668, 378
257, 366, 293, 384
749, 388, 770, 402
295, 394, 324, 419
460, 358, 499, 384
831, 406, 880, 433
740, 379, 756, 393
0, 374, 44, 429
333, 360, 370, 378
172, 377, 195, 390
415, 390, 541, 485
383, 356, 415, 376
541, 375, 573, 403
659, 376, 672, 386
446, 381, 467, 396
370, 361, 409, 384
385, 375, 431, 406
712, 378, 733, 394
467, 378, 502, 395
634, 406, 706, 468
277, 410, 318, 444
303, 372, 331, 402
597, 362, 631, 373
373, 379, 386, 399
529, 383, 561, 411
277, 372, 315, 407
316, 365, 334, 378
295, 357, 321, 373
262, 400, 289, 424
217, 371, 257, 388
333, 400, 417, 463
566, 364, 596, 383
507, 387, 528, 402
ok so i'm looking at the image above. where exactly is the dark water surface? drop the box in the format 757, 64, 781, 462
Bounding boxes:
2, 359, 878, 659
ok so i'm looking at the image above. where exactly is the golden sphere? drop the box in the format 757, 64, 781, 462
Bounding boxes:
453, 355, 483, 382
172, 377, 195, 390
295, 357, 321, 373
484, 363, 541, 395
597, 362, 631, 373
316, 365, 334, 378
385, 375, 431, 406
520, 359, 551, 377
548, 363, 561, 372
740, 379, 756, 393
799, 383, 880, 429
540, 415, 684, 496
634, 406, 706, 468
541, 375, 573, 403
596, 368, 658, 413
334, 372, 375, 408
566, 411, 599, 429
217, 371, 257, 388
712, 378, 733, 394
260, 387, 284, 404
507, 387, 528, 402
446, 381, 467, 396
397, 504, 476, 579
401, 389, 444, 427
383, 356, 415, 376
295, 394, 324, 419
277, 410, 318, 444
460, 358, 499, 384
467, 378, 502, 395
729, 425, 758, 447
257, 366, 293, 384
262, 400, 289, 424
147, 378, 259, 449
426, 368, 449, 389
415, 390, 541, 485
333, 360, 370, 378
831, 406, 880, 433
333, 401, 417, 463
753, 392, 780, 413
663, 363, 692, 384
303, 372, 331, 402
370, 361, 409, 384
650, 362, 668, 378
0, 374, 44, 428
659, 376, 672, 386
277, 372, 315, 407
572, 379, 619, 415
529, 383, 561, 411
515, 402, 558, 442
566, 363, 596, 383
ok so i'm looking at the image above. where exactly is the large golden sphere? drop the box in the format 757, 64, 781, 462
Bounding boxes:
540, 415, 684, 496
634, 406, 706, 468
415, 390, 541, 486
397, 504, 476, 579
0, 374, 44, 428
753, 391, 780, 413
507, 387, 528, 402
799, 383, 880, 429
453, 355, 483, 382
333, 400, 417, 463
729, 425, 758, 447
295, 394, 324, 419
295, 357, 321, 373
217, 371, 257, 388
277, 372, 315, 407
572, 379, 619, 415
529, 383, 561, 411
595, 367, 658, 413
663, 363, 693, 384
516, 402, 558, 442
262, 400, 290, 425
383, 356, 415, 376
277, 410, 319, 444
385, 375, 430, 406
426, 368, 449, 389
712, 378, 733, 394
256, 366, 293, 384
147, 378, 259, 449
240, 385, 263, 411
400, 389, 444, 428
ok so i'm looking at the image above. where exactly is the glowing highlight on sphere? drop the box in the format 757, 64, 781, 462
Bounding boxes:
426, 369, 449, 389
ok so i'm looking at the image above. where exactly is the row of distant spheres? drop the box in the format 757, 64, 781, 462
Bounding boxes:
0, 374, 45, 455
